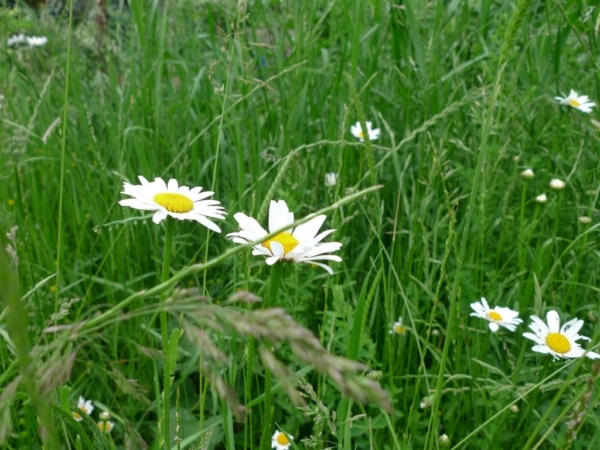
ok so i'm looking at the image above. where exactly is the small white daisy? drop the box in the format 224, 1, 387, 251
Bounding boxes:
324, 172, 337, 187
555, 90, 595, 113
73, 396, 94, 422
350, 121, 380, 142
8, 34, 27, 47
227, 200, 342, 275
272, 430, 293, 450
389, 316, 407, 335
119, 176, 226, 232
470, 298, 523, 332
98, 420, 115, 433
523, 310, 600, 360
535, 193, 548, 203
26, 36, 48, 47
549, 178, 566, 190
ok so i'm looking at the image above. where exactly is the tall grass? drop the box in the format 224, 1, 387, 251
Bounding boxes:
2, 0, 600, 449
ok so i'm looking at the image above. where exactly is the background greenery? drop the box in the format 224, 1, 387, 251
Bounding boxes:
2, 0, 600, 448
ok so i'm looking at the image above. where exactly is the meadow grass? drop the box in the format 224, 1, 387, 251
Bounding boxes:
2, 0, 600, 449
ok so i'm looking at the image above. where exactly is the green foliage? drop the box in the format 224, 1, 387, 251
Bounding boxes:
2, 0, 600, 449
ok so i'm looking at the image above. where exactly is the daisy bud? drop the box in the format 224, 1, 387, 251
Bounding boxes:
549, 178, 566, 190
440, 434, 450, 447
535, 194, 547, 203
520, 169, 535, 180
99, 411, 111, 421
367, 371, 383, 381
578, 216, 592, 224
510, 404, 519, 413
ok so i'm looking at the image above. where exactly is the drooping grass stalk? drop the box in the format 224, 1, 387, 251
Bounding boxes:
425, 0, 534, 448
259, 262, 284, 450
160, 217, 176, 450
54, 0, 76, 313
73, 186, 380, 337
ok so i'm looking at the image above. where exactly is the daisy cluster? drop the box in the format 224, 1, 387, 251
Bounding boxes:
119, 176, 345, 274
468, 298, 599, 361
72, 396, 114, 433
7, 34, 48, 47
391, 299, 599, 362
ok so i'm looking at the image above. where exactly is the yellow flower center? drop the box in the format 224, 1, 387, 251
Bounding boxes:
98, 421, 112, 432
546, 332, 571, 354
276, 433, 290, 445
488, 311, 503, 322
72, 412, 82, 420
569, 99, 581, 107
393, 324, 407, 334
262, 232, 299, 255
358, 130, 364, 138
153, 192, 194, 213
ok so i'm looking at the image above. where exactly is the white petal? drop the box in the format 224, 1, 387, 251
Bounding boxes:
302, 260, 334, 275
154, 177, 168, 191
480, 298, 490, 311
270, 241, 285, 258
546, 310, 560, 333
488, 322, 499, 332
152, 210, 168, 224
193, 215, 222, 233
167, 179, 178, 191
293, 215, 326, 242
531, 344, 552, 355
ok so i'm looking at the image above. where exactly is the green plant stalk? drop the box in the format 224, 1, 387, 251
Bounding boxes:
346, 74, 377, 188
425, 0, 534, 447
0, 249, 60, 448
259, 262, 284, 450
521, 355, 589, 450
54, 0, 76, 313
202, 0, 241, 294
518, 181, 528, 296
160, 217, 175, 450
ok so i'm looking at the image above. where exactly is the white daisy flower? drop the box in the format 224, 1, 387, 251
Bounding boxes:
555, 90, 595, 113
73, 396, 94, 422
350, 121, 380, 142
119, 176, 226, 232
271, 430, 293, 450
227, 200, 342, 275
469, 298, 523, 332
389, 316, 407, 335
549, 178, 566, 190
26, 36, 48, 47
523, 310, 600, 360
324, 172, 337, 187
8, 33, 27, 46
98, 421, 115, 433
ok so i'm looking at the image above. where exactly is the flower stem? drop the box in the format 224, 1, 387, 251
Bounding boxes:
160, 217, 175, 450
259, 263, 284, 450
518, 181, 528, 297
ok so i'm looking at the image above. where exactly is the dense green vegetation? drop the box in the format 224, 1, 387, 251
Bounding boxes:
2, 0, 600, 449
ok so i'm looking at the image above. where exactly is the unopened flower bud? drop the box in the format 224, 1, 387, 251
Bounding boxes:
549, 178, 566, 190
535, 194, 547, 203
578, 216, 592, 224
99, 411, 111, 421
520, 169, 535, 180
440, 434, 450, 447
